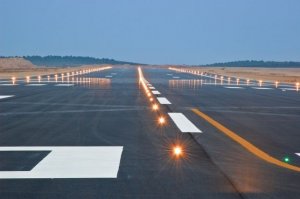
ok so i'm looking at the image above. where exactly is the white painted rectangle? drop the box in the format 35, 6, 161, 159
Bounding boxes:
149, 86, 155, 89
252, 87, 273, 90
168, 113, 202, 133
296, 153, 300, 157
55, 84, 74, 87
224, 87, 244, 89
157, 97, 171, 104
0, 95, 14, 100
26, 84, 46, 86
0, 84, 18, 86
173, 76, 180, 79
152, 90, 161, 95
0, 146, 123, 179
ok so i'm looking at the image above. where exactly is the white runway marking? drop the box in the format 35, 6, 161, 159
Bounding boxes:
168, 113, 202, 133
26, 84, 46, 86
55, 84, 74, 87
147, 84, 152, 86
149, 86, 155, 89
224, 86, 244, 89
167, 74, 173, 76
105, 75, 113, 78
152, 90, 161, 95
0, 146, 123, 179
0, 95, 14, 100
280, 88, 298, 91
0, 84, 18, 86
252, 87, 273, 90
173, 76, 180, 79
157, 97, 171, 104
296, 153, 300, 157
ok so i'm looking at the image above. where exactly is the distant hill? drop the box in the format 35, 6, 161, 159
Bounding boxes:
21, 56, 141, 67
0, 58, 36, 69
204, 60, 300, 68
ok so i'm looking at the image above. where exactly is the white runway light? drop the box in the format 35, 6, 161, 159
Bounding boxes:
168, 113, 202, 133
0, 146, 123, 179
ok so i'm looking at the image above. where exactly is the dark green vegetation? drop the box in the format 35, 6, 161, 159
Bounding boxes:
204, 60, 300, 68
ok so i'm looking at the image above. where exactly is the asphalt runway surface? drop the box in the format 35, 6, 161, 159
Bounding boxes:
0, 66, 299, 198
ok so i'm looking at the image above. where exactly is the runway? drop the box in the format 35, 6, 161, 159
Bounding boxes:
0, 66, 299, 198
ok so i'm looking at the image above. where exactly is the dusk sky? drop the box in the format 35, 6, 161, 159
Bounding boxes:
1, 0, 300, 64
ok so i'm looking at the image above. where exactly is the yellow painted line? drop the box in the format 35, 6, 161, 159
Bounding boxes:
192, 108, 300, 172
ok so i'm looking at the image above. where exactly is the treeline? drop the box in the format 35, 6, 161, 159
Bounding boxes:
204, 60, 300, 68
21, 56, 141, 67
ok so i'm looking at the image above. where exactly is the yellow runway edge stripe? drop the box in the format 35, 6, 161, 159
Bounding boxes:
192, 108, 300, 172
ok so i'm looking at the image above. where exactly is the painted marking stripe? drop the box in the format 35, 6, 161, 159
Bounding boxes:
0, 84, 18, 86
173, 76, 180, 79
55, 84, 74, 86
26, 84, 46, 86
281, 88, 298, 91
105, 75, 113, 78
168, 113, 202, 133
0, 95, 14, 100
0, 146, 123, 178
157, 97, 171, 104
252, 87, 273, 90
224, 87, 244, 89
192, 108, 300, 172
149, 86, 155, 89
152, 90, 161, 95
296, 153, 300, 157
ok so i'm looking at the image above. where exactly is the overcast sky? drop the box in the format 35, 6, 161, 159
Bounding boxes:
1, 0, 300, 64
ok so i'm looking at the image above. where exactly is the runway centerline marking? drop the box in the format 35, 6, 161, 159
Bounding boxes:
192, 108, 300, 172
224, 86, 244, 89
0, 146, 123, 178
251, 87, 273, 90
0, 84, 18, 86
0, 95, 14, 100
157, 97, 172, 104
168, 113, 202, 133
152, 90, 161, 95
296, 153, 300, 157
149, 86, 155, 89
55, 84, 74, 87
26, 84, 46, 86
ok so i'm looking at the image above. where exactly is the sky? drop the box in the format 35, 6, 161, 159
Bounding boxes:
1, 0, 300, 65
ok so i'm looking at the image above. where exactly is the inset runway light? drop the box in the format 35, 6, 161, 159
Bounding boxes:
236, 78, 239, 85
158, 116, 165, 125
147, 93, 151, 97
38, 76, 41, 82
173, 146, 183, 157
26, 76, 30, 83
296, 82, 299, 91
283, 156, 290, 163
247, 79, 250, 85
259, 80, 263, 87
152, 104, 159, 111
150, 98, 153, 102
11, 77, 16, 84
275, 81, 279, 88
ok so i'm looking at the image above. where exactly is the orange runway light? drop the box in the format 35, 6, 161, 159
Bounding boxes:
26, 76, 30, 83
173, 146, 183, 157
152, 104, 159, 111
158, 116, 165, 125
147, 93, 151, 97
149, 98, 153, 102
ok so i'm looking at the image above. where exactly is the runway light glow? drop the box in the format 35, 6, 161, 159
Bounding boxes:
158, 116, 165, 124
173, 146, 183, 157
152, 104, 159, 111
283, 157, 290, 163
150, 98, 153, 102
